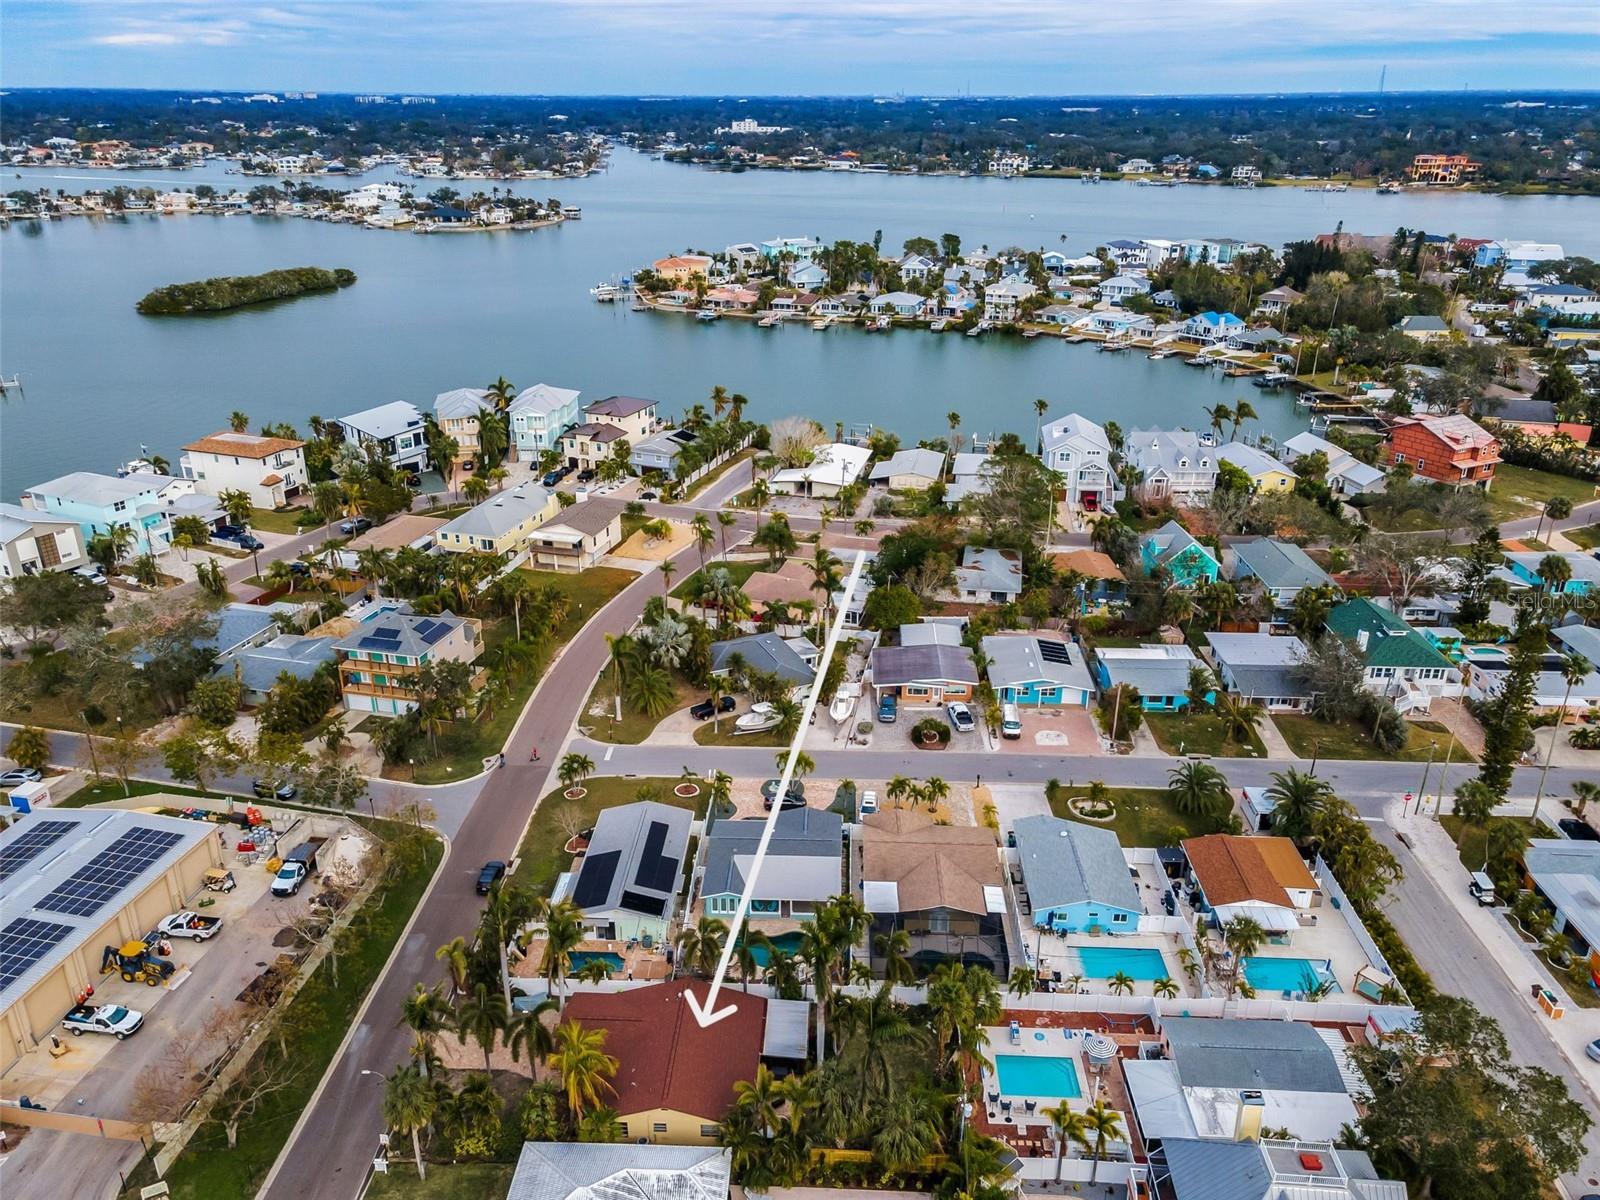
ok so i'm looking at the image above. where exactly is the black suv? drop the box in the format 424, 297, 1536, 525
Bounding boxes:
476, 861, 508, 894
689, 696, 737, 720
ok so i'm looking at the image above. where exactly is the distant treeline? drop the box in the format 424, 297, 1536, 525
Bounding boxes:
136, 266, 356, 314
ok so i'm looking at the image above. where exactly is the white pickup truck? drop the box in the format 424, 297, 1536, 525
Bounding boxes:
155, 911, 224, 941
62, 1003, 145, 1039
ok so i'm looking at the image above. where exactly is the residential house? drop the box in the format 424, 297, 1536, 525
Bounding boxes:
1204, 632, 1314, 712
983, 278, 1037, 323
868, 447, 946, 490
868, 291, 926, 318
1217, 442, 1297, 493
702, 284, 759, 311
436, 484, 559, 556
506, 1144, 731, 1200
433, 388, 492, 467
1098, 274, 1151, 305
700, 807, 842, 924
1473, 239, 1564, 271
1524, 841, 1600, 978
631, 429, 699, 475
582, 396, 659, 443
336, 401, 429, 473
1158, 1137, 1407, 1200
1183, 237, 1255, 264
1094, 644, 1204, 711
723, 242, 762, 271
1231, 165, 1262, 183
945, 452, 997, 505
652, 255, 713, 283
1382, 414, 1500, 490
1515, 283, 1600, 319
1254, 285, 1303, 318
1119, 158, 1156, 174
1182, 835, 1319, 935
787, 260, 828, 291
570, 800, 692, 943
741, 558, 821, 619
869, 629, 979, 706
212, 634, 336, 706
1183, 311, 1247, 343
952, 546, 1024, 603
1397, 314, 1451, 342
1140, 520, 1221, 586
710, 630, 817, 685
1408, 152, 1482, 185
860, 808, 1007, 975
1229, 539, 1333, 610
1104, 239, 1148, 269
509, 383, 582, 455
334, 609, 484, 715
1040, 413, 1121, 513
1037, 303, 1089, 326
1127, 431, 1219, 502
559, 423, 629, 472
131, 600, 298, 671
769, 442, 871, 498
1279, 432, 1387, 496
1226, 328, 1294, 355
1049, 549, 1128, 610
897, 253, 936, 282
180, 430, 308, 509
1325, 597, 1461, 710
528, 497, 625, 571
0, 503, 87, 578
808, 295, 859, 320
760, 237, 822, 262
1013, 814, 1140, 933
563, 981, 764, 1144
1082, 310, 1156, 340
1504, 551, 1600, 595
1487, 396, 1594, 446
21, 471, 200, 556
981, 633, 1095, 707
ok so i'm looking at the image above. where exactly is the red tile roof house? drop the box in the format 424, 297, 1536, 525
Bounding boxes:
1381, 414, 1501, 490
562, 980, 767, 1144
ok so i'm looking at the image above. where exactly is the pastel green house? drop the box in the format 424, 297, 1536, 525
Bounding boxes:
1140, 520, 1220, 587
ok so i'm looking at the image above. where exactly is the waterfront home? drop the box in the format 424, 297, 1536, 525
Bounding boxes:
1037, 303, 1088, 326
1226, 327, 1294, 354
1183, 237, 1256, 265
1229, 538, 1333, 610
700, 808, 842, 925
868, 291, 925, 318
808, 295, 858, 319
929, 283, 979, 320
178, 430, 307, 510
1381, 414, 1499, 490
631, 428, 698, 474
983, 278, 1037, 323
1140, 521, 1221, 586
861, 808, 1006, 976
1104, 239, 1148, 269
1231, 165, 1262, 183
582, 395, 660, 442
0, 503, 88, 578
760, 236, 822, 262
528, 497, 625, 571
769, 442, 871, 499
1094, 644, 1203, 711
559, 422, 629, 472
786, 261, 828, 291
507, 1144, 732, 1200
562, 981, 765, 1145
981, 633, 1095, 707
1050, 549, 1128, 610
869, 629, 979, 706
1041, 413, 1120, 513
212, 634, 336, 706
710, 630, 817, 686
897, 253, 936, 282
1397, 314, 1451, 342
724, 242, 762, 271
1254, 285, 1303, 317
702, 284, 760, 311
21, 471, 199, 556
1013, 814, 1140, 933
569, 800, 692, 944
1515, 283, 1600, 319
651, 254, 713, 283
1098, 273, 1151, 305
1182, 835, 1319, 935
868, 447, 945, 490
1182, 310, 1247, 343
1504, 551, 1600, 594
1280, 432, 1387, 496
1203, 632, 1313, 712
1474, 239, 1564, 271
770, 291, 819, 315
1119, 158, 1156, 174
1217, 442, 1297, 493
334, 609, 484, 715
1127, 431, 1218, 502
1081, 310, 1155, 339
1325, 597, 1460, 711
509, 383, 582, 454
337, 401, 429, 474
436, 483, 559, 556
944, 452, 996, 504
953, 546, 1023, 603
432, 388, 492, 468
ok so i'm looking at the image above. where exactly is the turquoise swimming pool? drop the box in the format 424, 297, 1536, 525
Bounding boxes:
566, 950, 625, 974
995, 1054, 1083, 1098
742, 931, 805, 967
1243, 956, 1333, 993
1069, 945, 1168, 981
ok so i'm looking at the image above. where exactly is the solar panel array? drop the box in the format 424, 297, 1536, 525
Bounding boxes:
0, 819, 75, 883
0, 916, 73, 991
36, 827, 185, 918
572, 850, 621, 909
357, 623, 404, 652
1037, 641, 1074, 664
413, 618, 452, 646
633, 821, 679, 893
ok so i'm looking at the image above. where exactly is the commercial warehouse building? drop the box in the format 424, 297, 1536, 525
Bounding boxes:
0, 809, 220, 1072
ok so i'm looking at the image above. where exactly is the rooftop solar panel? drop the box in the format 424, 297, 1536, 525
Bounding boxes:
633, 821, 680, 893
0, 819, 76, 883
619, 889, 668, 917
572, 850, 621, 909
35, 827, 185, 918
1037, 641, 1073, 663
0, 916, 73, 991
373, 626, 401, 638
419, 621, 452, 645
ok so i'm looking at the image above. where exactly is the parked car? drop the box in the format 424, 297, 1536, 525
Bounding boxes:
287, 561, 312, 577
252, 779, 298, 800
272, 840, 323, 897
0, 768, 44, 787
1559, 818, 1600, 842
155, 911, 224, 941
946, 701, 976, 733
877, 694, 898, 724
233, 533, 264, 551
62, 1004, 144, 1040
639, 490, 658, 501
858, 789, 878, 817
73, 564, 108, 586
339, 517, 373, 536
476, 860, 507, 894
213, 524, 243, 540
542, 469, 565, 486
1587, 1038, 1600, 1063
764, 791, 807, 812
1001, 703, 1023, 739
760, 778, 805, 809
1468, 871, 1497, 906
689, 696, 738, 721
576, 469, 597, 483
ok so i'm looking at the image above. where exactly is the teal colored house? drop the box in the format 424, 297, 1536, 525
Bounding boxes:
1140, 521, 1221, 587
1013, 815, 1141, 933
1504, 552, 1599, 595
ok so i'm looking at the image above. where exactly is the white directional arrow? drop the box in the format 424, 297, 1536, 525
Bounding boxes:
685, 548, 868, 1028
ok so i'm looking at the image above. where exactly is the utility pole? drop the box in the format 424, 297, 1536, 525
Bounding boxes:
1432, 731, 1459, 818
1412, 741, 1437, 815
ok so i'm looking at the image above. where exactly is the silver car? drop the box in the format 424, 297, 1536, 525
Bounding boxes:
946, 701, 976, 733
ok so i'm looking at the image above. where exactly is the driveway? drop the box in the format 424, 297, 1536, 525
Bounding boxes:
995, 707, 1102, 756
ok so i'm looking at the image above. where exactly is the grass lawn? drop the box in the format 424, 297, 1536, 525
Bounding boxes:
0, 665, 165, 736
367, 1163, 516, 1199
1273, 713, 1475, 763
670, 558, 764, 600
150, 822, 443, 1200
579, 672, 700, 744
1145, 711, 1268, 758
1565, 524, 1600, 550
1486, 464, 1599, 523
248, 506, 312, 535
1046, 784, 1214, 848
620, 511, 651, 543
693, 720, 788, 748
1440, 814, 1555, 875
510, 775, 695, 897
403, 567, 636, 784
681, 448, 755, 502
57, 778, 229, 808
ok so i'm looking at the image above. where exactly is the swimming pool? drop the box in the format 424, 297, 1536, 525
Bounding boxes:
566, 950, 626, 974
742, 931, 805, 967
1069, 945, 1169, 981
995, 1054, 1083, 1099
1243, 956, 1333, 993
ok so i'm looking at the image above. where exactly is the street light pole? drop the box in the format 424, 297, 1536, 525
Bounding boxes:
1412, 742, 1437, 816
1432, 730, 1459, 818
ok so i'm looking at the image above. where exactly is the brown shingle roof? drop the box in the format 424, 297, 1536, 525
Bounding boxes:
182, 430, 304, 458
743, 558, 817, 606
1181, 834, 1293, 908
540, 496, 625, 537
564, 980, 765, 1122
1254, 837, 1317, 892
860, 808, 1001, 916
1050, 550, 1126, 581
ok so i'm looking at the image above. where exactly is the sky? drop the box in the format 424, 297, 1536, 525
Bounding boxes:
4, 0, 1599, 96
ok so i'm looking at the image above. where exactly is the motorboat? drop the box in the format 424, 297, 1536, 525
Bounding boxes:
829, 684, 858, 724
696, 309, 720, 323
735, 703, 781, 733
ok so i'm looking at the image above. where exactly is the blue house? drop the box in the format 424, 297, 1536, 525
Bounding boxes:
980, 634, 1096, 707
1182, 311, 1247, 343
1094, 644, 1206, 711
1504, 552, 1599, 595
1012, 815, 1141, 933
20, 471, 212, 557
1140, 521, 1221, 587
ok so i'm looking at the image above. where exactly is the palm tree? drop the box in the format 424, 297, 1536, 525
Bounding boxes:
1223, 916, 1266, 997
1007, 965, 1038, 998
733, 937, 762, 992
872, 1089, 942, 1174
398, 984, 451, 1077
1081, 1099, 1126, 1183
1043, 1102, 1090, 1182
734, 1062, 783, 1133
454, 982, 509, 1071
1153, 975, 1180, 999
435, 936, 470, 1002
548, 1019, 618, 1120
577, 1106, 625, 1144
1537, 553, 1573, 594
1033, 397, 1050, 450
557, 752, 595, 792
537, 899, 585, 1008
1167, 760, 1231, 824
1204, 403, 1233, 442
1230, 399, 1258, 439
505, 997, 557, 1065
1536, 494, 1573, 543
382, 1065, 437, 1180
874, 928, 916, 985
1264, 767, 1332, 844
623, 665, 675, 718
885, 774, 916, 808
691, 513, 714, 574
675, 916, 729, 978
658, 558, 677, 596
228, 409, 250, 432
1211, 690, 1264, 747
834, 984, 917, 1105
1535, 650, 1592, 823
1106, 970, 1135, 996
716, 509, 738, 561
920, 776, 950, 811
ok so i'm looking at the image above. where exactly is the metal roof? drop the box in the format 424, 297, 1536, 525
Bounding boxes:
982, 634, 1095, 695
1525, 839, 1600, 948
506, 1143, 730, 1200
762, 997, 810, 1059
1095, 644, 1199, 697
1231, 540, 1328, 590
509, 383, 581, 416
870, 641, 978, 688
333, 610, 472, 657
438, 484, 554, 539
868, 447, 946, 483
700, 809, 841, 901
1012, 814, 1139, 915
710, 632, 814, 684
1163, 1017, 1347, 1093
433, 388, 492, 420
338, 400, 424, 441
570, 801, 691, 920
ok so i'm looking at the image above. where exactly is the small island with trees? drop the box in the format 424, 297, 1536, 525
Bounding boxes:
135, 266, 357, 315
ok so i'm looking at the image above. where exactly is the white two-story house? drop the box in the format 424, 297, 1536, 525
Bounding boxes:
181, 430, 308, 510
1127, 430, 1218, 502
1040, 413, 1121, 514
336, 401, 429, 474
